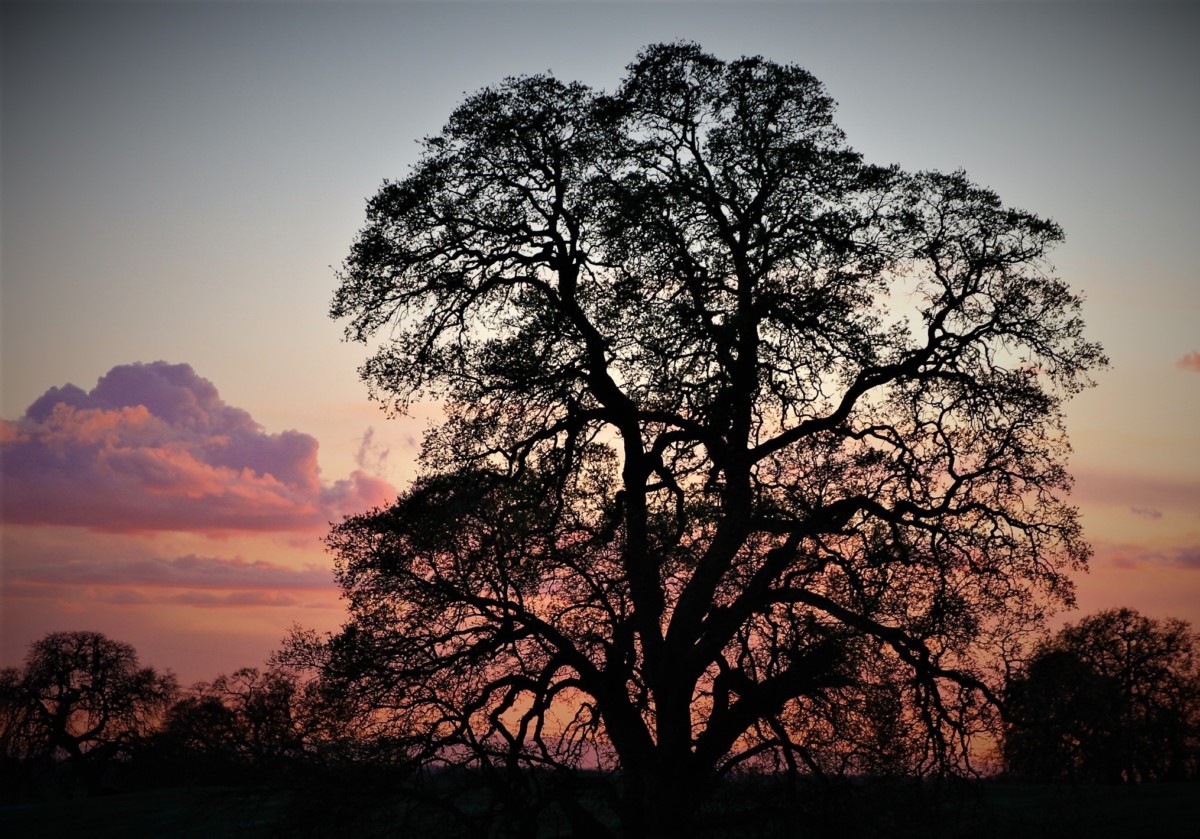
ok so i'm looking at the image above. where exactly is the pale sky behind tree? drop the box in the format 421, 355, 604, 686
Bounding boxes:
2, 0, 1198, 685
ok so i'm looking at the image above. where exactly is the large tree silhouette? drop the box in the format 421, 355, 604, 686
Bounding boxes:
302, 43, 1105, 835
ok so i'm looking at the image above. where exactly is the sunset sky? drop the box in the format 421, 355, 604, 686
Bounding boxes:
3, 1, 1197, 686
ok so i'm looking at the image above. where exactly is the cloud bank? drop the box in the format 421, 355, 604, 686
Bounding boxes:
5, 552, 337, 610
1072, 469, 1200, 516
8, 553, 334, 590
1096, 542, 1200, 571
1, 362, 394, 533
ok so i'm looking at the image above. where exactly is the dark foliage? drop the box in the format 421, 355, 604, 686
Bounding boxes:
1004, 608, 1200, 782
295, 41, 1106, 836
0, 631, 177, 796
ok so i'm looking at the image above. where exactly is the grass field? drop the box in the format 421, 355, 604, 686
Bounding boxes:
1, 779, 1197, 838
0, 786, 288, 839
953, 782, 1200, 839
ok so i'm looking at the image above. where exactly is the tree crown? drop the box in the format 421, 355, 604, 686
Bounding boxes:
314, 41, 1106, 829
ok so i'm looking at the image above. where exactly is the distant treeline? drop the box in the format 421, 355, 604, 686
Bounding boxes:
2, 608, 1198, 836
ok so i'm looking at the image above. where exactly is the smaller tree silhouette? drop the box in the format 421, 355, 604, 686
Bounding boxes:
207, 668, 308, 763
161, 662, 405, 780
1004, 608, 1200, 782
163, 669, 305, 765
0, 631, 177, 794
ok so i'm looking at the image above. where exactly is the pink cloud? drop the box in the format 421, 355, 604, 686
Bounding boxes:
1175, 546, 1200, 569
152, 590, 303, 608
1093, 542, 1200, 571
7, 553, 335, 590
1177, 351, 1200, 372
355, 426, 392, 474
3, 549, 344, 618
1071, 468, 1200, 514
3, 581, 324, 610
1, 362, 395, 534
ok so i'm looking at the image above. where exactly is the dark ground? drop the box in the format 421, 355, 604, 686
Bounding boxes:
1, 779, 1196, 838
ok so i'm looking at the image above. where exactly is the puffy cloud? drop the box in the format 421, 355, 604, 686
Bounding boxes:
320, 470, 397, 523
1, 362, 395, 534
1177, 351, 1200, 373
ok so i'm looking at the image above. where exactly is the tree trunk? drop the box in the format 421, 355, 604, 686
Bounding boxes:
621, 753, 705, 839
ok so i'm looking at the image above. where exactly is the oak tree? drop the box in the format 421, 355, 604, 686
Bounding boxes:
1004, 608, 1200, 782
301, 42, 1105, 835
163, 668, 309, 767
0, 631, 177, 793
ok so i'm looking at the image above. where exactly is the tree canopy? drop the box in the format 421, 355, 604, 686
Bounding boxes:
0, 631, 177, 794
162, 668, 308, 766
1004, 608, 1200, 783
305, 42, 1106, 835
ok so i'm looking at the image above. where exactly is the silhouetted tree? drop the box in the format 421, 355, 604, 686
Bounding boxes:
208, 668, 308, 762
162, 694, 234, 746
0, 631, 177, 794
160, 661, 412, 779
297, 42, 1105, 836
161, 669, 305, 767
1004, 608, 1200, 782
